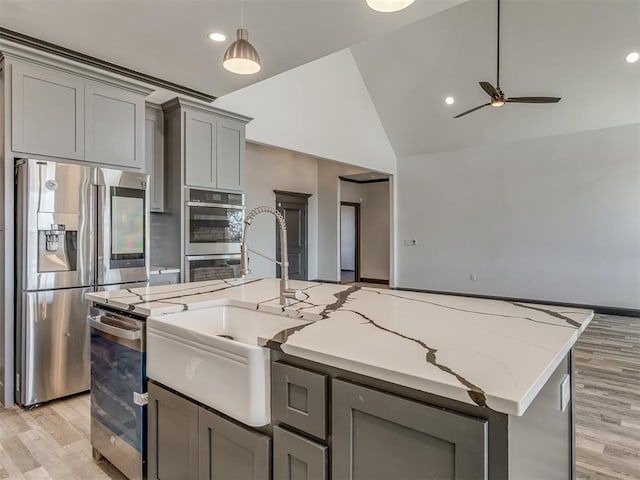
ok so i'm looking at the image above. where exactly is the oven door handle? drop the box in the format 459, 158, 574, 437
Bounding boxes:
185, 202, 245, 209
185, 254, 241, 261
89, 315, 142, 340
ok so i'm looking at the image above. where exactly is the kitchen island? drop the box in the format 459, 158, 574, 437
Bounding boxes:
87, 277, 593, 480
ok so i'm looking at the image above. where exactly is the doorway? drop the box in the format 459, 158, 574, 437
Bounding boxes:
340, 202, 360, 284
275, 191, 311, 281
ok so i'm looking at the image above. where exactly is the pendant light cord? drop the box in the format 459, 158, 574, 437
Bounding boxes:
496, 0, 500, 88
240, 0, 244, 29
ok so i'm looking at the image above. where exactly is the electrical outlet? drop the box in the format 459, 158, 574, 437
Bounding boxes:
470, 273, 477, 281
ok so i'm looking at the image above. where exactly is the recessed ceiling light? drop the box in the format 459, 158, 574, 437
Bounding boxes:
209, 32, 226, 42
445, 96, 455, 105
626, 51, 639, 63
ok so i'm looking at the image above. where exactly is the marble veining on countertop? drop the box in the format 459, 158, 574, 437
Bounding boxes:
86, 278, 593, 416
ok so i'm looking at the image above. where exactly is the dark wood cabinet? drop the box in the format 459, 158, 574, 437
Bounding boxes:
148, 381, 271, 480
148, 381, 199, 480
332, 379, 488, 480
273, 426, 328, 480
198, 407, 271, 480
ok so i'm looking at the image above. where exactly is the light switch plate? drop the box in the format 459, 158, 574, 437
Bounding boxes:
560, 374, 571, 412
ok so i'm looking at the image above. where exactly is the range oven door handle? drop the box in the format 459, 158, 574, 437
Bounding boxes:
88, 315, 142, 340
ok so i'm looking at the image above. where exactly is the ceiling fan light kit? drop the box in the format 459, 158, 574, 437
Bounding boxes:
223, 28, 261, 75
366, 0, 415, 13
454, 0, 561, 118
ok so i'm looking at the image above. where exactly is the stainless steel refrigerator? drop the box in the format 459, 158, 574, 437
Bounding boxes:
15, 158, 149, 406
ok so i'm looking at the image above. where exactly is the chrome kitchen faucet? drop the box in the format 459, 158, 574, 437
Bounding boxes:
240, 206, 303, 306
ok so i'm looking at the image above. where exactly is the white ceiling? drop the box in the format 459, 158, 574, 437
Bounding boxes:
351, 0, 640, 156
0, 0, 466, 98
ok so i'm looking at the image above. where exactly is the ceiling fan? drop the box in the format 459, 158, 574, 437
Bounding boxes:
454, 0, 561, 119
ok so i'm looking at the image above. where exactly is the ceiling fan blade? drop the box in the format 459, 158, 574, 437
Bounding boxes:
479, 82, 499, 97
506, 97, 561, 103
454, 103, 491, 118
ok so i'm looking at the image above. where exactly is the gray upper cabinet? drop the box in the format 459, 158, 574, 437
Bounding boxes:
11, 61, 85, 160
216, 117, 245, 191
9, 57, 149, 168
185, 110, 217, 189
146, 105, 165, 212
85, 81, 144, 169
163, 98, 250, 193
332, 379, 488, 480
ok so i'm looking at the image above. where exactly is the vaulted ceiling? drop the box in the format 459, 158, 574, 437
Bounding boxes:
351, 0, 640, 156
1, 0, 638, 163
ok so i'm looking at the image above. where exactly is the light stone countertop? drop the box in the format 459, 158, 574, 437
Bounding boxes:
86, 277, 593, 416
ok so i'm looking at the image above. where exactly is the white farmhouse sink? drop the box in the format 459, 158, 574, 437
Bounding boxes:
146, 305, 310, 427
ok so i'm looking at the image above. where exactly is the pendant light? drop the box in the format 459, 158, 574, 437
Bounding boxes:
366, 0, 415, 13
223, 0, 261, 75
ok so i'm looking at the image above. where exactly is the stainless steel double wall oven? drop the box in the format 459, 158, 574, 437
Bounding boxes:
15, 158, 150, 406
184, 188, 244, 282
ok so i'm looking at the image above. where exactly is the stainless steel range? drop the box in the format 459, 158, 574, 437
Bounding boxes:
15, 158, 149, 407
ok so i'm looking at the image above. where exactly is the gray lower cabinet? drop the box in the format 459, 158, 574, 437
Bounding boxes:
198, 407, 271, 480
148, 381, 271, 480
272, 362, 327, 440
85, 81, 144, 169
148, 382, 199, 480
273, 426, 327, 480
11, 61, 85, 160
332, 379, 488, 480
146, 105, 165, 212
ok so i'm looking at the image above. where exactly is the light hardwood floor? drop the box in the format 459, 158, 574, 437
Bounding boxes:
0, 313, 637, 479
575, 314, 640, 480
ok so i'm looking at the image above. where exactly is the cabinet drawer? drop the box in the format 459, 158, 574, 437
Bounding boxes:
272, 362, 327, 440
273, 426, 327, 480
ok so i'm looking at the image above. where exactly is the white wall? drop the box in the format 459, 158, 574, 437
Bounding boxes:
244, 142, 318, 279
360, 181, 391, 281
397, 123, 640, 309
317, 162, 368, 281
214, 49, 397, 175
340, 205, 356, 271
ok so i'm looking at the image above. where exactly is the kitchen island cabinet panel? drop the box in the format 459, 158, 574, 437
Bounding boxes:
11, 61, 85, 159
332, 379, 488, 480
148, 382, 199, 480
273, 426, 327, 480
198, 407, 271, 480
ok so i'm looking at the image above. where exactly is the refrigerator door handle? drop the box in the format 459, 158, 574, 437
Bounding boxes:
88, 315, 142, 340
95, 184, 105, 285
